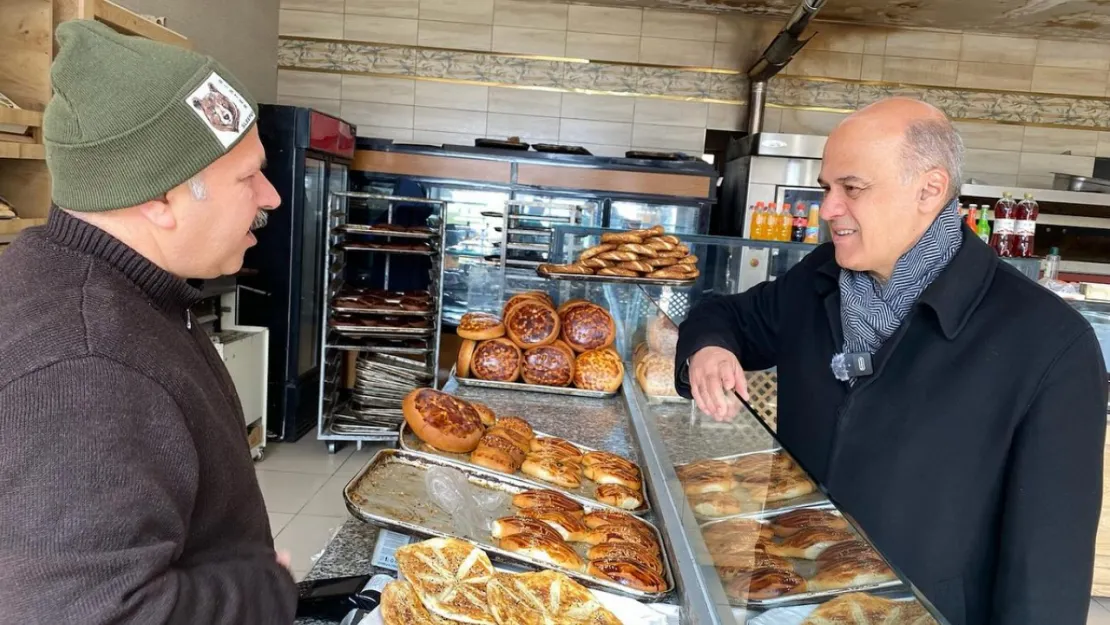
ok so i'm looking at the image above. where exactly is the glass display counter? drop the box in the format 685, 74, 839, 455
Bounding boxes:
530, 231, 948, 624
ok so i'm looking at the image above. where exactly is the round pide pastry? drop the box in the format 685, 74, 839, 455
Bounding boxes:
521, 341, 576, 387
402, 388, 483, 453
505, 299, 560, 349
470, 338, 523, 383
573, 348, 624, 393
457, 312, 505, 341
560, 302, 616, 353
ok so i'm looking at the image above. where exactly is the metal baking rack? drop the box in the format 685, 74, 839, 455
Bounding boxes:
317, 191, 447, 453
492, 198, 595, 298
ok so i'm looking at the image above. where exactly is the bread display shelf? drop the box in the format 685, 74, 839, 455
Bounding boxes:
538, 266, 696, 287
400, 420, 650, 515
330, 324, 434, 337
676, 450, 829, 523
340, 242, 437, 255
703, 505, 903, 609
344, 448, 673, 601
331, 304, 434, 317
336, 224, 436, 239
451, 365, 617, 399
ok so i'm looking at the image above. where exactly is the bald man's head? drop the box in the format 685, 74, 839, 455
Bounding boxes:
817, 97, 965, 280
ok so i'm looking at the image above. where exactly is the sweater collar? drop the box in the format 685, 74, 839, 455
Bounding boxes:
44, 206, 203, 316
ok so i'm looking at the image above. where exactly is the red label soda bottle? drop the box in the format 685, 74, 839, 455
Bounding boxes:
1015, 193, 1039, 257
990, 192, 1017, 257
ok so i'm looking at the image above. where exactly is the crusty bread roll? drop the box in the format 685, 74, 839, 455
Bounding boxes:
617, 243, 657, 257
516, 507, 590, 542
498, 533, 585, 572
495, 416, 534, 440
521, 341, 575, 387
583, 461, 642, 491
511, 490, 584, 514
617, 260, 654, 273
596, 484, 644, 510
541, 263, 593, 275
477, 431, 526, 467
650, 266, 698, 280
713, 550, 793, 577
470, 338, 523, 382
583, 509, 650, 531
458, 311, 505, 341
644, 237, 676, 251
471, 444, 516, 473
596, 250, 641, 262
506, 299, 560, 349
402, 388, 483, 453
702, 518, 774, 543
530, 436, 583, 460
470, 401, 496, 427
457, 339, 476, 378
770, 509, 850, 537
806, 558, 896, 592
815, 540, 882, 571
580, 257, 612, 269
586, 544, 663, 574
646, 314, 679, 357
560, 303, 616, 354
678, 254, 698, 265
587, 559, 667, 593
491, 516, 564, 542
521, 453, 583, 489
582, 450, 637, 471
636, 350, 678, 397
643, 256, 678, 268
583, 524, 660, 553
573, 348, 624, 393
680, 471, 739, 496
579, 243, 616, 260
690, 491, 745, 518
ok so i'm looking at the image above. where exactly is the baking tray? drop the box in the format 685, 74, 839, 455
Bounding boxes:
675, 450, 827, 523
704, 505, 903, 609
342, 242, 436, 255
400, 421, 650, 515
451, 365, 618, 399
331, 324, 434, 337
332, 305, 435, 316
338, 224, 437, 239
537, 266, 696, 287
344, 448, 673, 601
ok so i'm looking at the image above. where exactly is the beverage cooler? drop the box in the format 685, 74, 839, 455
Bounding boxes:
240, 105, 356, 442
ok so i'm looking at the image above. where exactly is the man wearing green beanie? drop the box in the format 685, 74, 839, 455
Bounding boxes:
0, 20, 297, 624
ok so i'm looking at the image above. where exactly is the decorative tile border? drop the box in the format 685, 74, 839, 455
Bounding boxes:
279, 36, 1110, 131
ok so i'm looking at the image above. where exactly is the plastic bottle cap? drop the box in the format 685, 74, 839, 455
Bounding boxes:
1049, 247, 1059, 255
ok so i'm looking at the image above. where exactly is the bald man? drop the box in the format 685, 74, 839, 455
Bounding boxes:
677, 98, 1107, 624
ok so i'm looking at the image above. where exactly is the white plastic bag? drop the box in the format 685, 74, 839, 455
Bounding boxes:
424, 465, 508, 537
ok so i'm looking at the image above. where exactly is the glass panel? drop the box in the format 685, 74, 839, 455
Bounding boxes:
609, 200, 707, 234
297, 157, 327, 376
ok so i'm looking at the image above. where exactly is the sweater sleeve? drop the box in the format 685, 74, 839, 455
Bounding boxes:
0, 357, 297, 625
990, 328, 1108, 625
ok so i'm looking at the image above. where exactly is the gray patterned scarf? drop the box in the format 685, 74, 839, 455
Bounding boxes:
839, 200, 963, 366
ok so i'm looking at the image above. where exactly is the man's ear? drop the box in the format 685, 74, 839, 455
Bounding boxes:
136, 197, 177, 230
917, 168, 948, 214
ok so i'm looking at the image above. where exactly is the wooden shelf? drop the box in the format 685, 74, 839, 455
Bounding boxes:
0, 141, 45, 159
90, 0, 190, 49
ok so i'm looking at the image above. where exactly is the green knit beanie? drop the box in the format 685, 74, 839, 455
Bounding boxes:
45, 20, 259, 212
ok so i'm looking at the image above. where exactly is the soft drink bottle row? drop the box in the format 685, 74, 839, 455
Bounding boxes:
989, 192, 1039, 258
749, 202, 820, 244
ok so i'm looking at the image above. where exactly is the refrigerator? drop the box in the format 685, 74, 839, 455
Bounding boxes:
240, 104, 356, 442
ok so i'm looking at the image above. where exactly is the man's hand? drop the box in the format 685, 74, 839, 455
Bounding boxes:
689, 346, 747, 422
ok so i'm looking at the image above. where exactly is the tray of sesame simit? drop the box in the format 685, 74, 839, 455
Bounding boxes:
537, 225, 699, 286
452, 291, 624, 398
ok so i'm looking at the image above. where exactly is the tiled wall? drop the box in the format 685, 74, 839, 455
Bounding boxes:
277, 0, 1110, 186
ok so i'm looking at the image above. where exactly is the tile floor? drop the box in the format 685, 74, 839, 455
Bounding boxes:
257, 437, 1110, 622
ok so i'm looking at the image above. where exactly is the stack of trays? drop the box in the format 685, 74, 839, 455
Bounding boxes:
334, 354, 432, 439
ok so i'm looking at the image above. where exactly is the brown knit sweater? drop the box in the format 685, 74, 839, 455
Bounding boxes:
0, 208, 297, 624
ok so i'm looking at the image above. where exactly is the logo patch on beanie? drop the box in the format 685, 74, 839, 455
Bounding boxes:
185, 72, 256, 149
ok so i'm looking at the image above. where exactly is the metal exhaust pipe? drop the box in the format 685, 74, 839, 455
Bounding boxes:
745, 0, 827, 134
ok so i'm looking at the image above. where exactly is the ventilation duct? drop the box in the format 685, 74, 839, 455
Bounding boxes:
746, 0, 828, 135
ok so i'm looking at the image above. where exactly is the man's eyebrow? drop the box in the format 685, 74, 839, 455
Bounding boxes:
837, 175, 866, 185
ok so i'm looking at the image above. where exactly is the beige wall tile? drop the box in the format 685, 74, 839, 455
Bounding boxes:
778, 109, 849, 136
414, 82, 488, 111
355, 125, 415, 142
881, 57, 958, 86
962, 171, 1018, 186
761, 107, 783, 133
412, 129, 483, 145
805, 23, 886, 55
963, 148, 1021, 175
279, 9, 343, 38
633, 98, 708, 127
341, 101, 415, 129
639, 38, 714, 67
884, 30, 962, 60
1019, 152, 1094, 177
567, 5, 642, 36
1016, 174, 1055, 190
1098, 132, 1110, 158
419, 20, 492, 50
488, 87, 562, 117
577, 143, 632, 158
278, 70, 342, 99
282, 0, 342, 13
342, 75, 416, 105
1030, 66, 1108, 97
419, 0, 494, 25
560, 119, 633, 146
1035, 39, 1110, 71
641, 9, 716, 41
276, 95, 343, 118
345, 0, 419, 18
632, 123, 706, 152
494, 0, 568, 29
861, 55, 883, 80
565, 32, 639, 63
1022, 126, 1099, 156
486, 113, 561, 143
959, 34, 1037, 65
561, 93, 635, 122
953, 121, 1025, 151
955, 62, 1033, 91
716, 15, 777, 44
344, 15, 419, 44
707, 102, 747, 131
783, 50, 862, 80
492, 26, 566, 57
713, 42, 746, 71
414, 106, 487, 134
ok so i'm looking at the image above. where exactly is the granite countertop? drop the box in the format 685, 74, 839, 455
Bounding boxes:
293, 384, 653, 624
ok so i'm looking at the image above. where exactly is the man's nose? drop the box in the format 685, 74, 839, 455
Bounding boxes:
819, 196, 844, 222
